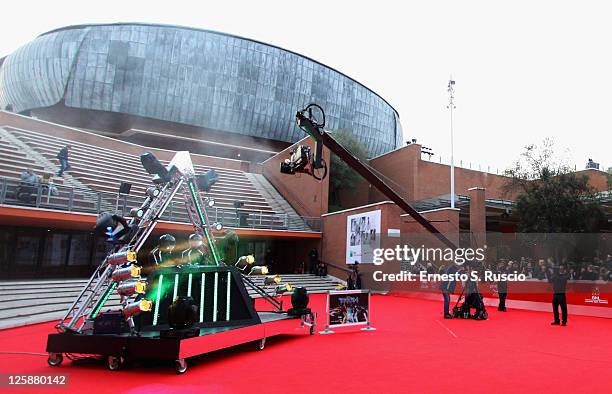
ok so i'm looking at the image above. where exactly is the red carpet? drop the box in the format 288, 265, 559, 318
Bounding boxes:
0, 294, 610, 394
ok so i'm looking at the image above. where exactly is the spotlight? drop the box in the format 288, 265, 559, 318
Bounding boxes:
212, 222, 223, 231
274, 283, 293, 294
107, 250, 137, 266
117, 280, 147, 296
140, 152, 170, 183
235, 255, 255, 269
112, 265, 141, 281
123, 299, 152, 318
95, 213, 130, 241
129, 207, 145, 218
168, 297, 198, 329
205, 198, 215, 207
196, 170, 219, 192
145, 186, 160, 198
288, 287, 310, 316
264, 275, 282, 286
249, 266, 269, 275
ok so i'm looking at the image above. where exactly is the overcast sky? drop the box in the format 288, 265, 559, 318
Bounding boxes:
1, 0, 610, 172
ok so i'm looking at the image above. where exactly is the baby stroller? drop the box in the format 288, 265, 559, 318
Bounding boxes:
452, 280, 488, 320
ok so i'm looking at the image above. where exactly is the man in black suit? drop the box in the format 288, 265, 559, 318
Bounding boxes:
440, 263, 459, 319
497, 262, 508, 312
549, 264, 568, 326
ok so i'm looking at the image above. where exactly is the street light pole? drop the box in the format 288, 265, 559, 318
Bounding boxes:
447, 77, 456, 209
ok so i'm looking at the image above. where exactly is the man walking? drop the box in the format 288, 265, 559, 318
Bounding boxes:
549, 264, 568, 326
56, 145, 72, 176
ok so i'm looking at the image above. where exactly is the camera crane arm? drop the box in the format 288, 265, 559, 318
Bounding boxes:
295, 106, 457, 250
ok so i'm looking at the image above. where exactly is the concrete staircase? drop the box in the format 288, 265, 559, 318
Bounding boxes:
246, 173, 313, 231
0, 274, 342, 330
0, 127, 91, 191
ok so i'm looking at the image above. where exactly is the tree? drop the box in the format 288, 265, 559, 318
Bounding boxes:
504, 139, 605, 260
607, 167, 612, 191
328, 129, 368, 211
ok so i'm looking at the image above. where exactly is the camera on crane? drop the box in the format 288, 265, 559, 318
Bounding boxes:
280, 145, 312, 175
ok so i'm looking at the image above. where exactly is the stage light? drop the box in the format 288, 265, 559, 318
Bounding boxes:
196, 170, 218, 192
95, 213, 130, 241
168, 296, 198, 329
212, 222, 223, 231
112, 265, 141, 281
145, 186, 160, 198
129, 207, 145, 218
107, 250, 137, 266
140, 152, 170, 183
235, 255, 255, 268
249, 266, 269, 275
264, 275, 282, 286
122, 299, 152, 317
117, 280, 147, 296
205, 197, 215, 207
291, 287, 309, 312
274, 283, 293, 294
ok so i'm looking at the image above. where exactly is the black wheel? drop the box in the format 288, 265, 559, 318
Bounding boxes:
310, 325, 316, 335
47, 353, 63, 367
106, 355, 125, 371
175, 359, 187, 374
256, 338, 266, 351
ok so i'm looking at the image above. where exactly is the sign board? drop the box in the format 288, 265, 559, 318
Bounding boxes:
346, 210, 381, 264
320, 290, 375, 333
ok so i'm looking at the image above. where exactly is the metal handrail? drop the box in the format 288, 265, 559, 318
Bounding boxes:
0, 177, 321, 231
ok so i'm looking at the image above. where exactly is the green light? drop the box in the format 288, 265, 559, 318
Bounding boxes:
200, 273, 205, 323
188, 180, 221, 265
187, 273, 193, 297
91, 282, 116, 319
153, 274, 163, 326
172, 273, 179, 301
226, 271, 231, 321
213, 272, 218, 322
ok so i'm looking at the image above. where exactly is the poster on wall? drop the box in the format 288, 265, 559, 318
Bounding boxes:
346, 209, 381, 264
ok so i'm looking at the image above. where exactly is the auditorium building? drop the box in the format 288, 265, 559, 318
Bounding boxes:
0, 23, 610, 284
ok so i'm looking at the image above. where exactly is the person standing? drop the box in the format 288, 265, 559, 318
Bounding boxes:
497, 262, 508, 312
56, 145, 72, 177
440, 263, 459, 319
549, 264, 568, 326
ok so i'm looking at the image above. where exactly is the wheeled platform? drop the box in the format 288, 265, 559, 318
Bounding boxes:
47, 310, 315, 373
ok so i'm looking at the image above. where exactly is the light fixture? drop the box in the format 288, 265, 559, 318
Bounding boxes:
95, 213, 131, 241
205, 198, 215, 207
140, 152, 170, 183
249, 266, 269, 275
288, 287, 310, 316
107, 250, 137, 266
235, 255, 255, 269
264, 275, 282, 286
275, 283, 292, 294
129, 207, 145, 218
112, 265, 141, 281
122, 299, 152, 317
117, 280, 147, 296
145, 186, 160, 198
212, 222, 223, 231
196, 170, 218, 192
168, 296, 198, 329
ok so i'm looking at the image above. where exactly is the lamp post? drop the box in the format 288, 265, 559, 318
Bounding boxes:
447, 77, 456, 209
